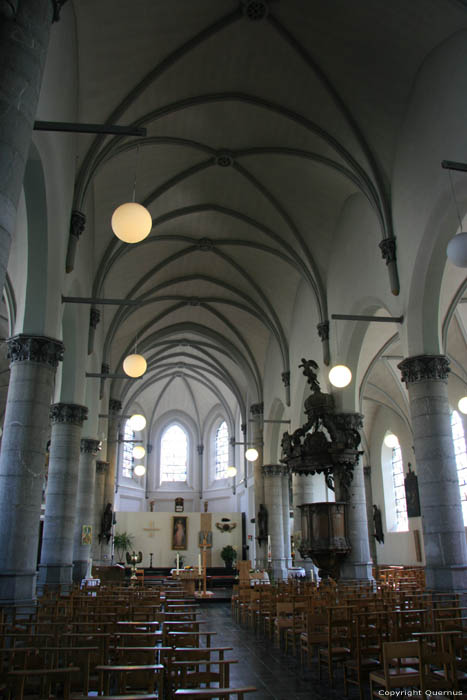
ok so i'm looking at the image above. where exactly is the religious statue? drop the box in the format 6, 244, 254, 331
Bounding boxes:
98, 502, 113, 544
373, 505, 384, 544
257, 503, 268, 544
299, 358, 321, 393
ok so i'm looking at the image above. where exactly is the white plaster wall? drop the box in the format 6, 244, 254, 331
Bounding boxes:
115, 511, 242, 568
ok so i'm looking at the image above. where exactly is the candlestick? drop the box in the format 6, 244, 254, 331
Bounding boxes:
198, 553, 202, 574
176, 553, 179, 573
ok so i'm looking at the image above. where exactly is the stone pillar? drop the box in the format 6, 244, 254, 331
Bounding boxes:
281, 467, 291, 569
92, 460, 108, 563
38, 403, 88, 587
101, 398, 121, 562
0, 334, 63, 604
339, 458, 373, 580
72, 438, 101, 582
0, 0, 60, 297
250, 402, 266, 568
263, 464, 286, 580
363, 465, 377, 565
292, 474, 316, 576
197, 444, 204, 504
398, 355, 467, 591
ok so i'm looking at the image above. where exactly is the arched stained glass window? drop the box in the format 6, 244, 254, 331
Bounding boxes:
122, 419, 135, 478
451, 410, 467, 525
160, 424, 188, 482
215, 421, 229, 479
391, 441, 408, 532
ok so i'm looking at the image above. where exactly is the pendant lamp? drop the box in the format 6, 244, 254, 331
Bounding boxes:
384, 433, 399, 448
111, 145, 152, 244
123, 352, 147, 378
226, 465, 237, 477
328, 364, 352, 388
458, 396, 467, 414
129, 413, 146, 431
132, 445, 146, 459
134, 464, 146, 477
245, 447, 259, 462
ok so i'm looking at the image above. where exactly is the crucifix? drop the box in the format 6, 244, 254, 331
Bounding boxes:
199, 532, 212, 598
143, 520, 161, 538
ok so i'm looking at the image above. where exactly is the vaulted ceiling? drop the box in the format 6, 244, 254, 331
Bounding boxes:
71, 0, 467, 427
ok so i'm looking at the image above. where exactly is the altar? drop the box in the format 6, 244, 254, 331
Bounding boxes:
170, 569, 202, 595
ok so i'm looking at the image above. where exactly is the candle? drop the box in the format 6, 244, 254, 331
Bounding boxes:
198, 553, 202, 574
176, 553, 179, 573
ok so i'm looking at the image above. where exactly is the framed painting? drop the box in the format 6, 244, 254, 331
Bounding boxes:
81, 524, 92, 546
172, 516, 188, 550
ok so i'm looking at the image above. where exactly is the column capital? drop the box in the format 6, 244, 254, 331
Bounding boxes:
317, 321, 329, 342
262, 463, 287, 477
109, 398, 122, 414
90, 307, 100, 329
363, 465, 372, 476
80, 438, 101, 455
250, 402, 264, 416
147, 443, 153, 454
69, 209, 85, 238
379, 237, 396, 265
197, 444, 204, 455
7, 335, 64, 368
241, 422, 247, 434
281, 371, 290, 388
50, 403, 88, 426
398, 355, 450, 385
52, 0, 69, 23
96, 460, 109, 474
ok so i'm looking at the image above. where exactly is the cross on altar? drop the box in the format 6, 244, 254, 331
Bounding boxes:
199, 532, 212, 598
143, 521, 160, 538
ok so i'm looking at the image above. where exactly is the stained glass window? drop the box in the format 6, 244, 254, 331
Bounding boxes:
215, 421, 229, 479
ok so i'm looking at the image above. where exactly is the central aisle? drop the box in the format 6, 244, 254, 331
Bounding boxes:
200, 603, 360, 700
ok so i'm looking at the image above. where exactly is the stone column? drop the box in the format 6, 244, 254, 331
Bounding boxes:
0, 334, 63, 604
250, 402, 266, 568
363, 465, 378, 565
0, 0, 61, 297
292, 473, 316, 576
72, 438, 101, 582
281, 467, 291, 569
398, 355, 467, 591
38, 403, 88, 587
339, 458, 373, 580
101, 398, 121, 562
263, 464, 286, 580
92, 460, 108, 563
197, 444, 204, 503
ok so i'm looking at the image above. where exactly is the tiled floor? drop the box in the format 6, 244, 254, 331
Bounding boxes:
198, 603, 362, 700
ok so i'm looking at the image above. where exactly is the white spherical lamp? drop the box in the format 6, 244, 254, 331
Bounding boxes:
384, 433, 399, 449
328, 364, 352, 388
447, 232, 467, 267
129, 413, 146, 431
245, 448, 259, 462
132, 445, 146, 459
134, 464, 146, 477
111, 202, 152, 243
226, 465, 237, 477
458, 396, 467, 415
123, 353, 147, 378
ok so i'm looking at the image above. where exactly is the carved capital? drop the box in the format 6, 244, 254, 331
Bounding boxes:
7, 335, 64, 368
109, 398, 122, 414
317, 321, 329, 342
229, 437, 236, 447
242, 0, 269, 21
96, 460, 109, 474
50, 403, 88, 426
262, 463, 284, 477
90, 307, 100, 329
398, 355, 450, 384
197, 444, 204, 456
250, 402, 264, 416
81, 438, 101, 455
363, 465, 372, 477
281, 371, 290, 388
0, 0, 18, 19
241, 423, 247, 434
70, 209, 86, 238
101, 363, 110, 376
51, 0, 68, 23
147, 443, 153, 454
379, 237, 396, 265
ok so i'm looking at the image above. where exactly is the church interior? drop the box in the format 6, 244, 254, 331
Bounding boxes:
0, 0, 467, 697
